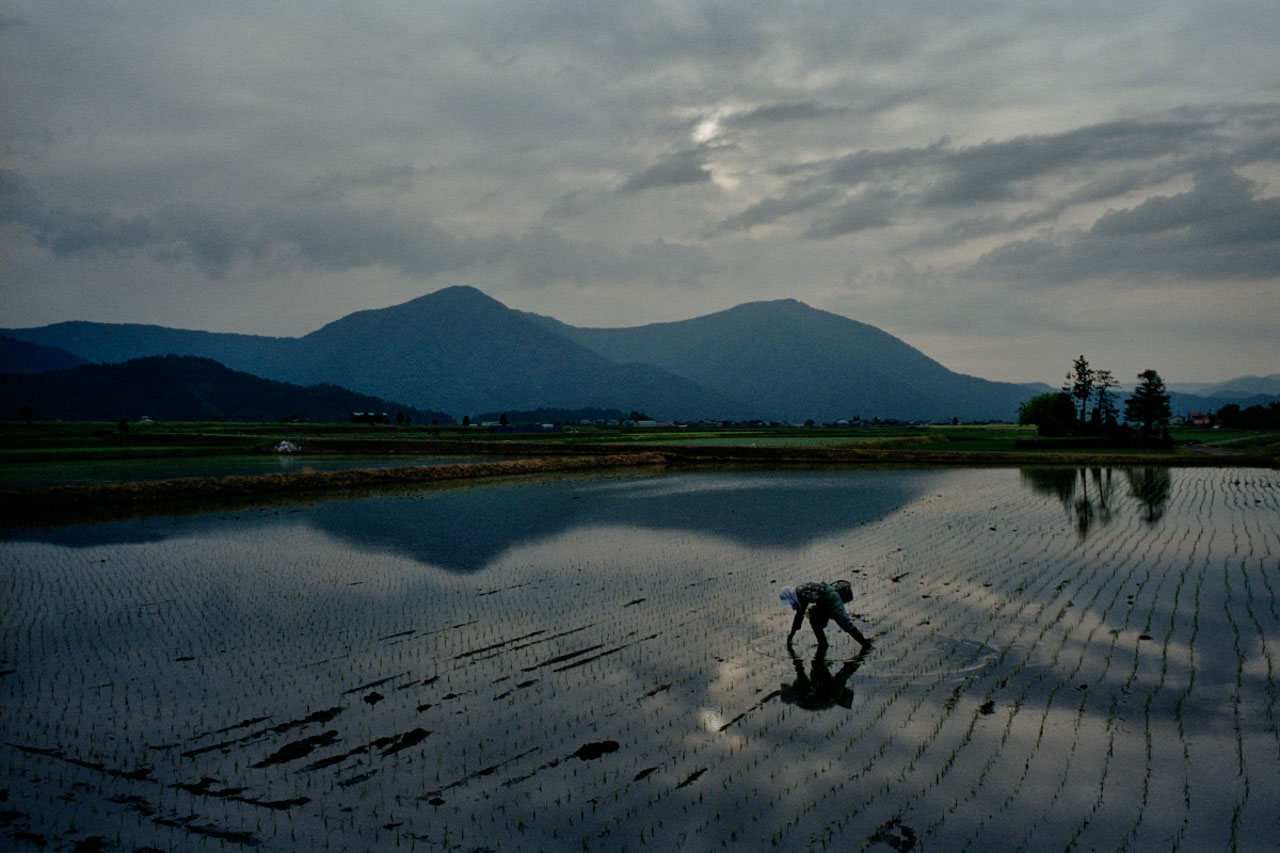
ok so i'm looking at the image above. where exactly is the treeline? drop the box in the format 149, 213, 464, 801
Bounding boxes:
471, 407, 630, 424
1019, 356, 1171, 444
1216, 402, 1280, 429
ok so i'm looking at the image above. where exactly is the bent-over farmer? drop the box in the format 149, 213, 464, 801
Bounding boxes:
780, 580, 872, 651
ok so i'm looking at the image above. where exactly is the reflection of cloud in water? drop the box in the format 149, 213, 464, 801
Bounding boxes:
308, 469, 935, 572
852, 637, 1002, 685
6, 466, 1277, 851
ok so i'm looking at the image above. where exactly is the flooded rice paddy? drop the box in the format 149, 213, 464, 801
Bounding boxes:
0, 454, 498, 491
2, 466, 1278, 851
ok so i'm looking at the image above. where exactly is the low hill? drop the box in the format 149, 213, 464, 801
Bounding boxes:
0, 355, 453, 424
526, 299, 1035, 422
1168, 374, 1280, 397
0, 334, 88, 374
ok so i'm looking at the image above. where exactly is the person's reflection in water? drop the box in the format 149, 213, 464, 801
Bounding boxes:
780, 644, 867, 711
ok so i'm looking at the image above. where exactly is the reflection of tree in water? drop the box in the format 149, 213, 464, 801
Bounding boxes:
1020, 467, 1168, 538
1072, 468, 1115, 538
1125, 467, 1172, 524
1020, 467, 1114, 538
780, 645, 866, 711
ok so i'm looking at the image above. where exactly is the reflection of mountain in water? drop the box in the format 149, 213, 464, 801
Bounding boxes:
4, 510, 275, 548
1019, 467, 1171, 537
309, 470, 932, 572
9, 469, 933, 570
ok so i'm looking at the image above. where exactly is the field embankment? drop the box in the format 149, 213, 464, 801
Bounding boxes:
0, 452, 669, 525
2, 422, 1274, 524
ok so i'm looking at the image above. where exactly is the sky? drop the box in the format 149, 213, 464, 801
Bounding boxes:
1, 2, 1278, 385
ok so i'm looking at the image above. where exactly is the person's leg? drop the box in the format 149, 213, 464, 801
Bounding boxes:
828, 590, 872, 649
839, 613, 872, 648
810, 610, 830, 648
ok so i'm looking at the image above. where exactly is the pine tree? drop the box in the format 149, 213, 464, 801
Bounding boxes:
1124, 369, 1171, 438
1062, 355, 1095, 430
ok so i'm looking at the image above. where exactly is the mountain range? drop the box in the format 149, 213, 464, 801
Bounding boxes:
1165, 375, 1280, 397
2, 286, 1271, 422
0, 354, 452, 424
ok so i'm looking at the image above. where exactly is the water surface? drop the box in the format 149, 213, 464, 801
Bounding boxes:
2, 467, 1276, 851
0, 453, 497, 490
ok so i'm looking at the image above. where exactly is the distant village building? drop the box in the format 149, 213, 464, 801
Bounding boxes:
489, 423, 559, 434
350, 412, 390, 425
1188, 411, 1213, 426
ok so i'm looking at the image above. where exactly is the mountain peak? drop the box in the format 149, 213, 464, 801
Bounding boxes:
416, 285, 504, 308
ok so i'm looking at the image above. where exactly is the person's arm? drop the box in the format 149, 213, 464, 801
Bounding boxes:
788, 603, 807, 639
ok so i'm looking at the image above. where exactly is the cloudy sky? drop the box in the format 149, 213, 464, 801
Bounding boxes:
2, 2, 1277, 384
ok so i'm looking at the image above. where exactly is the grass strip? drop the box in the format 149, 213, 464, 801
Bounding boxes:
0, 452, 669, 522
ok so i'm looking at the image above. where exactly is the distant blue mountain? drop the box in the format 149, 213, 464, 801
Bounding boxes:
4, 288, 745, 420
0, 333, 88, 374
524, 298, 1036, 422
1168, 374, 1280, 399
9, 285, 1264, 422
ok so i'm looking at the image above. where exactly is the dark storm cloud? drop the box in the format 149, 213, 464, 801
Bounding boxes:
922, 118, 1214, 205
2, 166, 470, 279
1087, 166, 1280, 272
1, 169, 157, 257
723, 100, 846, 128
155, 203, 245, 277
909, 163, 1185, 249
803, 189, 896, 239
294, 165, 420, 203
544, 189, 598, 220
509, 0, 770, 68
783, 116, 1219, 204
1061, 164, 1186, 207
619, 149, 715, 193
825, 140, 951, 185
912, 208, 1059, 248
709, 188, 840, 234
716, 108, 1276, 254
968, 166, 1280, 283
258, 206, 473, 279
486, 227, 712, 287
2, 168, 712, 287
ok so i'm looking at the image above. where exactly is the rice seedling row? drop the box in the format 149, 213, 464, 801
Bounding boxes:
2, 467, 1277, 850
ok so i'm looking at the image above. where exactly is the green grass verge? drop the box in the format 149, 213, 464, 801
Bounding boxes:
1, 421, 1274, 466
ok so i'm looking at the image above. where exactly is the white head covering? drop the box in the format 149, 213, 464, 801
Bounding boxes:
779, 586, 799, 609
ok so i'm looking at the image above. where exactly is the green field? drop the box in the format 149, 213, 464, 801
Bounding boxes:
3, 420, 1275, 460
